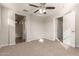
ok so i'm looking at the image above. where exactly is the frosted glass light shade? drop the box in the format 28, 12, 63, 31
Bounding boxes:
39, 8, 46, 14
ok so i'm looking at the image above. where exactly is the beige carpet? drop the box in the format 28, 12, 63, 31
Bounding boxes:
0, 39, 79, 56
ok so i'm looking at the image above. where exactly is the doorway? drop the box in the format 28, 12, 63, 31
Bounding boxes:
57, 17, 63, 42
15, 14, 26, 44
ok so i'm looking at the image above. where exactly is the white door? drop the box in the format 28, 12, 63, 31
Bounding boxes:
63, 11, 75, 47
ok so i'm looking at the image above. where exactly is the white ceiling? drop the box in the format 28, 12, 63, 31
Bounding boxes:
0, 3, 75, 17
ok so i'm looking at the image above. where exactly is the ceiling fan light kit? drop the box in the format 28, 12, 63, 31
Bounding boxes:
29, 3, 55, 14
39, 8, 46, 14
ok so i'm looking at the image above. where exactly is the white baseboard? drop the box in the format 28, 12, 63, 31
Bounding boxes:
26, 38, 55, 42
56, 38, 74, 49
26, 40, 32, 42
63, 40, 75, 48
75, 45, 79, 48
0, 44, 9, 48
9, 43, 15, 46
26, 39, 38, 42
46, 39, 55, 41
0, 43, 16, 48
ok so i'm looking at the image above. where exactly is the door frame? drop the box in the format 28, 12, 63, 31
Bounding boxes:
57, 16, 63, 42
15, 12, 26, 44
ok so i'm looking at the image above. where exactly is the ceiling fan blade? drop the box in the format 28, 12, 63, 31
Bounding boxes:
29, 4, 39, 8
46, 7, 55, 9
34, 9, 39, 13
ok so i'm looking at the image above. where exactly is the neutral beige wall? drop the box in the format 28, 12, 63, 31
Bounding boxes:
44, 16, 55, 41
26, 15, 55, 42
26, 15, 46, 42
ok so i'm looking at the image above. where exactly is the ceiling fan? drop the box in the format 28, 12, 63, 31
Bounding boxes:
29, 3, 55, 14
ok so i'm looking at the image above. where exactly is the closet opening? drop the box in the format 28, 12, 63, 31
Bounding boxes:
15, 14, 26, 44
57, 17, 63, 42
